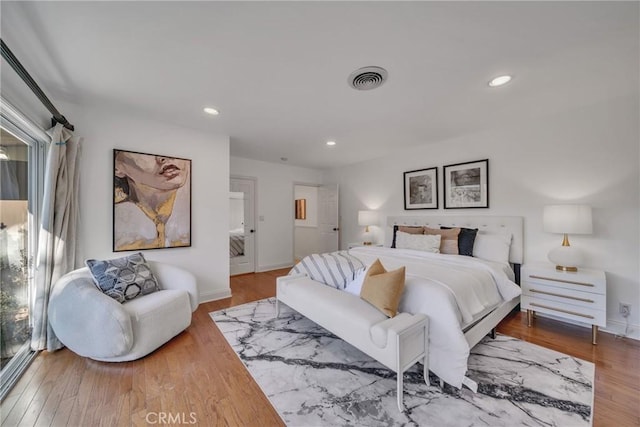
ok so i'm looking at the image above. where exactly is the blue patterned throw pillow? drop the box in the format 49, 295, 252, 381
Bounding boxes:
86, 252, 160, 303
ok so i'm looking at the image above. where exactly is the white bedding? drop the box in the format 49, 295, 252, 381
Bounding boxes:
347, 246, 521, 389
229, 229, 245, 257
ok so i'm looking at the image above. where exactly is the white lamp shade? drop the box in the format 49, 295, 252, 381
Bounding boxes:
543, 205, 592, 234
358, 210, 378, 226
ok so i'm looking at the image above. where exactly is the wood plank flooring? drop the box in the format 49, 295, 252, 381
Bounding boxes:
2, 268, 638, 426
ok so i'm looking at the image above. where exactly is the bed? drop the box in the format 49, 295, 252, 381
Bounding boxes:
229, 228, 245, 257
289, 214, 523, 390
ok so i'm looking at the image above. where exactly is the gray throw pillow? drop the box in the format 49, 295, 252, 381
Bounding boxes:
86, 252, 160, 303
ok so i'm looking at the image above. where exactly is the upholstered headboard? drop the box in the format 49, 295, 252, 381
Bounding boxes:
385, 215, 524, 265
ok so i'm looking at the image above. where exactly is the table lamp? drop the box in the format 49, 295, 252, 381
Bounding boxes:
358, 210, 378, 245
543, 204, 592, 272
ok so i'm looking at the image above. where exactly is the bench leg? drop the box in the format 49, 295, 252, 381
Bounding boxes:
396, 371, 404, 412
423, 358, 430, 386
423, 326, 429, 386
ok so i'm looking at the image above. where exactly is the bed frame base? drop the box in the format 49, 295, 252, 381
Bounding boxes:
464, 296, 519, 349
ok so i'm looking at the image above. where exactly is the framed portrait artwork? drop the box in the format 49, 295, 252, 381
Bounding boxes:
113, 149, 192, 251
403, 167, 438, 210
443, 159, 489, 209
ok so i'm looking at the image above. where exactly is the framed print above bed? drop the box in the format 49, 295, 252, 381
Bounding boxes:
443, 159, 488, 209
113, 149, 192, 251
404, 167, 438, 210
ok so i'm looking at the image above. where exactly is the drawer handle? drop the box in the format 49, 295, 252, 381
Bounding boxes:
529, 275, 594, 287
530, 289, 594, 303
530, 302, 595, 319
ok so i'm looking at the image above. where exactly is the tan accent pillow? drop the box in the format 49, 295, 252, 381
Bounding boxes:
360, 259, 405, 317
397, 226, 425, 234
424, 227, 461, 254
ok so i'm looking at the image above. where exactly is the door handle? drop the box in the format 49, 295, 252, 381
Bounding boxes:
333, 227, 339, 231
250, 229, 255, 233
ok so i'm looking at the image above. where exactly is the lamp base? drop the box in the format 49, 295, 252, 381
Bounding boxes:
555, 265, 578, 272
548, 245, 583, 273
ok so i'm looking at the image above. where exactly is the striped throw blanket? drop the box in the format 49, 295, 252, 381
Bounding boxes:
290, 251, 366, 290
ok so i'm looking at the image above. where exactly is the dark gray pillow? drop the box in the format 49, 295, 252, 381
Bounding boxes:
441, 226, 478, 257
86, 252, 160, 303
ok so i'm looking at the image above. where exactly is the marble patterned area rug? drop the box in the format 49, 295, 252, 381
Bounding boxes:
210, 298, 594, 427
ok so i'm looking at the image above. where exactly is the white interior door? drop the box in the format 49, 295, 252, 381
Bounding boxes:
230, 178, 256, 275
318, 184, 339, 253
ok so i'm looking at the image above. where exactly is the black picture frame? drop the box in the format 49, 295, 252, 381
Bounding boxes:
403, 167, 438, 210
443, 159, 489, 209
113, 149, 192, 251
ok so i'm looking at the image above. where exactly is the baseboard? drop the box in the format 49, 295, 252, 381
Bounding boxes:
199, 288, 232, 304
521, 309, 639, 341
603, 318, 640, 341
257, 262, 294, 272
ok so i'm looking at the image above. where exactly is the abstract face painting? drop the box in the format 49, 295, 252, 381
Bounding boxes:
113, 149, 191, 251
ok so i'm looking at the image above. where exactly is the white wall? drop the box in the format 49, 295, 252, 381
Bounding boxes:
230, 157, 323, 271
63, 103, 231, 303
294, 227, 321, 261
1, 70, 52, 131
325, 94, 640, 338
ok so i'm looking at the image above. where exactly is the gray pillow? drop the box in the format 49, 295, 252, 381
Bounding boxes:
86, 252, 160, 303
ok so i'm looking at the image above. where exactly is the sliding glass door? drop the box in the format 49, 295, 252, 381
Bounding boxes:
0, 110, 46, 399
0, 128, 31, 369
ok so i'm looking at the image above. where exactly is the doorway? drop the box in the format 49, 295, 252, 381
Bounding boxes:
230, 177, 256, 276
293, 184, 339, 263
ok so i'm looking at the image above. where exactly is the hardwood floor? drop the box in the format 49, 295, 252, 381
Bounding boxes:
2, 269, 638, 426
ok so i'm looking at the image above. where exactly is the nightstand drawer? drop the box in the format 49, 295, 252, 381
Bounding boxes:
522, 282, 606, 309
524, 271, 605, 294
522, 263, 607, 344
521, 295, 606, 327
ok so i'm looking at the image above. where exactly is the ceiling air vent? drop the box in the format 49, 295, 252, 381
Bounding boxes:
348, 66, 388, 90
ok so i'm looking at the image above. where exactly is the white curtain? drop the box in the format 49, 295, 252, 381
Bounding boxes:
31, 123, 81, 351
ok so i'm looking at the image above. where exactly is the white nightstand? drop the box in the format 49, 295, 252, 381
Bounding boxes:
521, 263, 606, 344
348, 243, 383, 249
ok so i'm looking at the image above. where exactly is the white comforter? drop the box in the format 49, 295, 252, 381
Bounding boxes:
347, 246, 521, 388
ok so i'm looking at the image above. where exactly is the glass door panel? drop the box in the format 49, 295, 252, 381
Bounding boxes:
0, 129, 32, 369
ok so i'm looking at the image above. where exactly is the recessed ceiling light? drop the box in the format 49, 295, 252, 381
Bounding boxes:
203, 107, 219, 115
326, 141, 336, 146
488, 75, 512, 87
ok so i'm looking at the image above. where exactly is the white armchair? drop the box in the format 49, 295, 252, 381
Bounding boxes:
48, 261, 198, 362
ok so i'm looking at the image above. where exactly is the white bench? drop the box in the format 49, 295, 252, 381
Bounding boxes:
276, 273, 429, 412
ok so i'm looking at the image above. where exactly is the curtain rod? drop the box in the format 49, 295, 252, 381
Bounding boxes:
1, 39, 74, 131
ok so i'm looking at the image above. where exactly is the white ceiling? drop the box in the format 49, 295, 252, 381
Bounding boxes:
1, 1, 637, 169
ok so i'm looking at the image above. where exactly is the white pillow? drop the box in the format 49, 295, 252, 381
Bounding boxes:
472, 232, 512, 264
344, 266, 369, 295
395, 231, 441, 253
